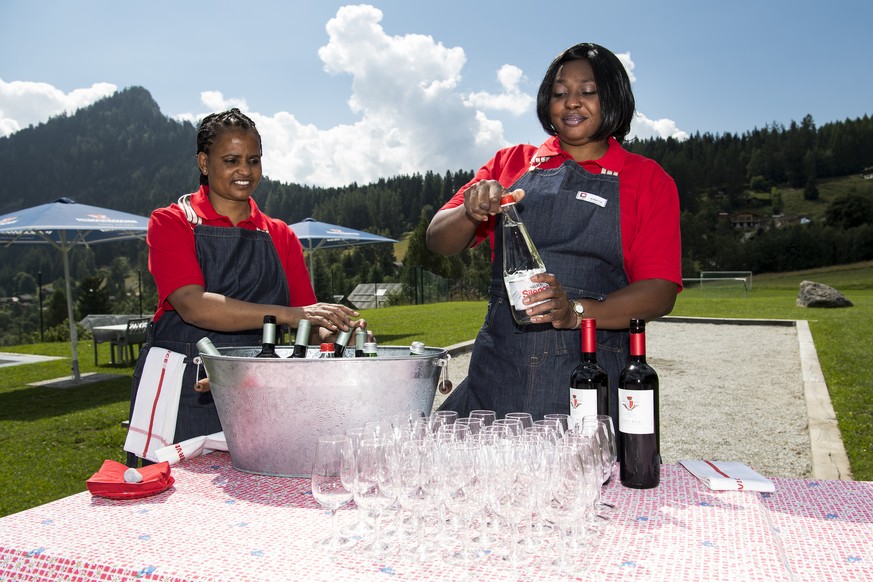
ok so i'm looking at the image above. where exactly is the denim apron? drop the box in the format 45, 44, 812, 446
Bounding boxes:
440, 158, 630, 427
128, 220, 290, 463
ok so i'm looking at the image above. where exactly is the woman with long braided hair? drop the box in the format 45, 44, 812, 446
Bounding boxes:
126, 108, 363, 465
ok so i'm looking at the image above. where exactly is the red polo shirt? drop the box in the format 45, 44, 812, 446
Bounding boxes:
148, 186, 316, 322
441, 136, 682, 288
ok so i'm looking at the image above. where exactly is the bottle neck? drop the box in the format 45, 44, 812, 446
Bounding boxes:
262, 323, 276, 345
581, 320, 597, 355
629, 331, 647, 361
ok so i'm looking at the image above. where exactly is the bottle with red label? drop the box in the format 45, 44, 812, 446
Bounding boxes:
618, 318, 660, 489
569, 318, 609, 430
500, 194, 549, 325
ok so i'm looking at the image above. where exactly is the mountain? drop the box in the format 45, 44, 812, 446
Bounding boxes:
0, 86, 197, 217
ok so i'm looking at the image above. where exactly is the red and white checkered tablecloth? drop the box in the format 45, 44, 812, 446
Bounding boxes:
1, 452, 870, 581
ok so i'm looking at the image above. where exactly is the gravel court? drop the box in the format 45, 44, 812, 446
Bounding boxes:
435, 318, 818, 479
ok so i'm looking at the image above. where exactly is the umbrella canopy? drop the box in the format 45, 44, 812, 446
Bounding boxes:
288, 218, 397, 284
0, 197, 149, 381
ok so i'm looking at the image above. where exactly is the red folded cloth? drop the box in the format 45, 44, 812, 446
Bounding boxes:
86, 460, 175, 499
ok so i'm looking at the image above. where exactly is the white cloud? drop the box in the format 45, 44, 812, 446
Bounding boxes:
615, 52, 637, 83
173, 4, 514, 187
629, 111, 689, 141
464, 64, 534, 116
0, 8, 687, 186
0, 79, 116, 137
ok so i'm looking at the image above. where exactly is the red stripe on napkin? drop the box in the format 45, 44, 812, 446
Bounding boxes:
704, 460, 731, 478
142, 351, 171, 457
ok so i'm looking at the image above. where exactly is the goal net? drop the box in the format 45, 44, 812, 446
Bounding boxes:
683, 271, 752, 294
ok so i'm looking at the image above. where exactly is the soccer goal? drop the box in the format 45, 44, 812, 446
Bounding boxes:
683, 271, 753, 295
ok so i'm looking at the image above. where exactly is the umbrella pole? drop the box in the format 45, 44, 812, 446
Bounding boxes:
60, 241, 81, 381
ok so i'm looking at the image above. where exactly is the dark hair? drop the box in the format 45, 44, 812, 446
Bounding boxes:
536, 43, 635, 143
196, 108, 262, 185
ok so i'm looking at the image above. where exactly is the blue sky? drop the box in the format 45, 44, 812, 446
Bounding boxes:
1, 0, 870, 187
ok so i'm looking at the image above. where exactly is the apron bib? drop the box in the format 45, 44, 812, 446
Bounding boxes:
441, 159, 630, 426
129, 222, 291, 455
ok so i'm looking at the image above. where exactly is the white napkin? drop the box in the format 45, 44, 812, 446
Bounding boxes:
154, 431, 228, 465
679, 460, 775, 492
124, 348, 186, 462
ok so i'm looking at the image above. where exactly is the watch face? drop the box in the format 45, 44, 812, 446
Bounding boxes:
574, 302, 584, 315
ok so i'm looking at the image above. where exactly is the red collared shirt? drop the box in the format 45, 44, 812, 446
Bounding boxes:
441, 136, 682, 288
147, 186, 316, 322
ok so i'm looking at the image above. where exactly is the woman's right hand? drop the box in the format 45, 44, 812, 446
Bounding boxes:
463, 181, 525, 222
297, 302, 360, 333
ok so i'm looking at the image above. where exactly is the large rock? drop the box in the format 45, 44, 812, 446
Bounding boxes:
797, 280, 854, 308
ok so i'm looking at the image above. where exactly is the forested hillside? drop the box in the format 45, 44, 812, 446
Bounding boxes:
1, 87, 871, 345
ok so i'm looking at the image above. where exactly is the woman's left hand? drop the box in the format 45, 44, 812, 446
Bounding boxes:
524, 272, 578, 329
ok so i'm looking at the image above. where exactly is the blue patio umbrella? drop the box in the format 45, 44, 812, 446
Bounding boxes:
0, 197, 149, 381
287, 218, 397, 285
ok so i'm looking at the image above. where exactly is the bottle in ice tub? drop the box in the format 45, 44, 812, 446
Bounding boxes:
292, 319, 311, 358
255, 315, 280, 358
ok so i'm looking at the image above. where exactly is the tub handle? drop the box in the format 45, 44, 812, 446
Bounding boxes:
435, 355, 453, 394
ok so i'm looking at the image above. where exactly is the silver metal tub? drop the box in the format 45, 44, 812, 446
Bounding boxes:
200, 346, 447, 477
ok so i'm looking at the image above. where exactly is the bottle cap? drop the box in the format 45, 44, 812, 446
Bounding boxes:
319, 343, 335, 351
499, 194, 516, 206
263, 314, 277, 324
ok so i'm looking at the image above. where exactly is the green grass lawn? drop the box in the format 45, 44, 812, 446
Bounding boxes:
1, 267, 871, 518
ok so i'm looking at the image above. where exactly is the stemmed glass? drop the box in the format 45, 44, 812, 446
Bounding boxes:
311, 435, 356, 551
443, 441, 487, 562
545, 440, 597, 572
354, 437, 395, 554
544, 413, 571, 437
469, 409, 496, 428
396, 438, 439, 559
489, 438, 536, 568
583, 415, 618, 515
505, 412, 534, 431
342, 426, 373, 538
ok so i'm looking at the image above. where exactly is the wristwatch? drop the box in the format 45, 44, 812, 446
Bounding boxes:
571, 300, 585, 327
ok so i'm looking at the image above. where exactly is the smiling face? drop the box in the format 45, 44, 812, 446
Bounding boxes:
548, 59, 608, 162
197, 128, 262, 218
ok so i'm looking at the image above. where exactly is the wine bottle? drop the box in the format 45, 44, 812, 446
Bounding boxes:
196, 337, 221, 357
363, 341, 378, 357
500, 194, 549, 325
334, 329, 352, 357
292, 319, 311, 358
618, 318, 660, 489
568, 318, 609, 430
319, 343, 335, 358
254, 315, 280, 358
354, 327, 366, 357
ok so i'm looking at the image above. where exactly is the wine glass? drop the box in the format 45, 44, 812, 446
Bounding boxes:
443, 441, 487, 562
583, 415, 618, 515
455, 417, 483, 436
396, 438, 439, 559
354, 437, 395, 554
546, 441, 596, 572
493, 418, 524, 437
469, 409, 496, 427
544, 413, 571, 436
505, 412, 534, 431
311, 435, 356, 551
490, 439, 536, 567
342, 426, 373, 538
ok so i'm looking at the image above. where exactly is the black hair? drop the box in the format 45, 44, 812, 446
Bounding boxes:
535, 43, 635, 143
196, 108, 262, 185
